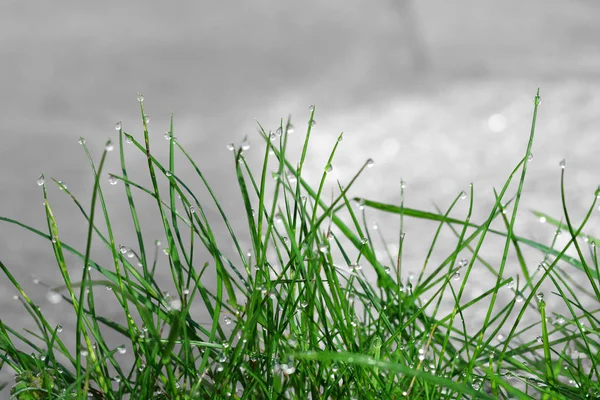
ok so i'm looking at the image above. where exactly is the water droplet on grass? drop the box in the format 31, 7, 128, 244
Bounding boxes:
559, 159, 566, 169
108, 175, 118, 185
170, 298, 181, 311
287, 124, 294, 134
46, 291, 62, 304
78, 137, 86, 145
536, 292, 544, 301
497, 333, 505, 341
536, 336, 543, 344
80, 349, 89, 356
400, 180, 406, 189
528, 152, 534, 161
105, 141, 114, 152
538, 261, 548, 271
309, 105, 315, 112
115, 121, 122, 131
310, 120, 316, 127
452, 271, 460, 281
348, 263, 363, 273
366, 158, 374, 168
325, 164, 333, 173
117, 345, 126, 354
190, 206, 196, 214
269, 132, 277, 140
56, 325, 63, 333
137, 94, 144, 102
241, 141, 250, 151
318, 244, 328, 253
226, 143, 235, 151
144, 114, 150, 124
539, 216, 546, 223
36, 175, 45, 186
460, 191, 467, 200
224, 316, 232, 325
515, 293, 524, 303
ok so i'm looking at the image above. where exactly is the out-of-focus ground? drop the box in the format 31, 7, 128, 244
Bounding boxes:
2, 0, 600, 390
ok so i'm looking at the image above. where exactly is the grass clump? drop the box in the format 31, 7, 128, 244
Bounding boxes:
0, 90, 599, 399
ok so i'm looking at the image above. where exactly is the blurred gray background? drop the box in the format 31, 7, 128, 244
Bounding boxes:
2, 0, 600, 388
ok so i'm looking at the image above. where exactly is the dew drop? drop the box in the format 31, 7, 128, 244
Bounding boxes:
515, 293, 525, 303
105, 141, 114, 152
80, 349, 89, 357
190, 206, 196, 214
269, 132, 277, 140
559, 159, 566, 169
348, 263, 363, 273
126, 250, 135, 259
78, 137, 86, 146
137, 93, 144, 102
536, 292, 544, 301
452, 271, 460, 281
538, 261, 548, 271
536, 336, 543, 344
287, 124, 294, 134
276, 127, 283, 136
164, 132, 172, 140
125, 135, 133, 144
241, 141, 250, 151
325, 164, 333, 173
366, 158, 374, 168
46, 291, 62, 304
373, 223, 379, 230
497, 333, 505, 341
226, 143, 235, 151
460, 191, 467, 200
56, 325, 63, 333
170, 298, 181, 311
310, 119, 316, 128
144, 114, 150, 124
115, 121, 122, 131
400, 180, 406, 189
117, 345, 127, 354
108, 175, 118, 186
224, 316, 232, 325
36, 175, 45, 186
119, 245, 128, 254
309, 105, 315, 112
539, 216, 547, 223
528, 152, 534, 161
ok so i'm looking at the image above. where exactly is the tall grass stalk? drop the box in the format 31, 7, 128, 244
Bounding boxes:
1, 91, 599, 399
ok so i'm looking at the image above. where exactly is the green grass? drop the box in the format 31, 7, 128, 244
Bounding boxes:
0, 90, 599, 399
